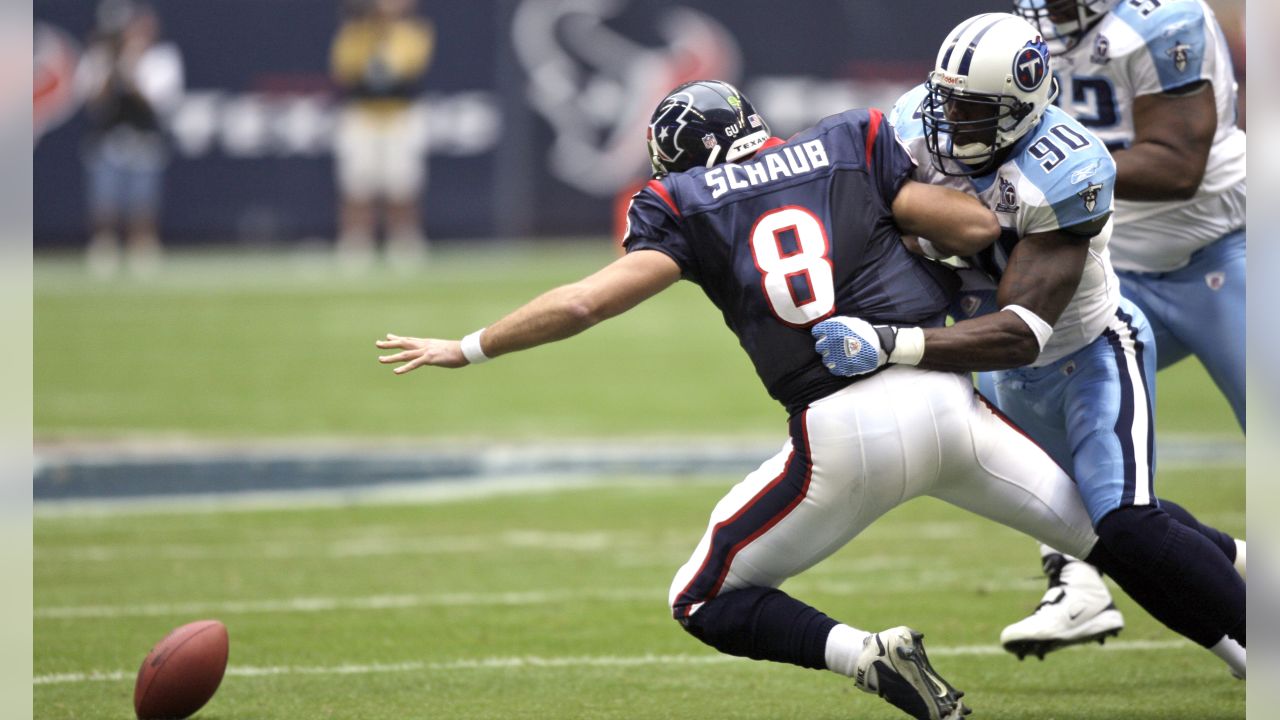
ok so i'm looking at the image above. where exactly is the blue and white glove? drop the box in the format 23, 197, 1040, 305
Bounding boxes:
811, 317, 925, 377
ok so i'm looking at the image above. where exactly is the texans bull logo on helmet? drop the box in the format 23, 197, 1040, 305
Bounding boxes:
649, 91, 701, 170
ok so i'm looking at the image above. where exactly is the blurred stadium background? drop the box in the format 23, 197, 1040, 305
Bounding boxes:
33, 1, 1246, 718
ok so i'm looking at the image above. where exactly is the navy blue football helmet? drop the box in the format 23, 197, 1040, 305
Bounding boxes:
647, 80, 770, 177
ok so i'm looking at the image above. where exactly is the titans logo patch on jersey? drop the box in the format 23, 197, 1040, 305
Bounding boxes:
1090, 34, 1111, 64
996, 177, 1019, 214
1166, 42, 1192, 72
1078, 182, 1104, 212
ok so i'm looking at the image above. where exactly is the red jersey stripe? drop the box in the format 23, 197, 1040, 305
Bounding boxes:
646, 179, 681, 217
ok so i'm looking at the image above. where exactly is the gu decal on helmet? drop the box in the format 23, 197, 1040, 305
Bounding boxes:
1012, 38, 1049, 92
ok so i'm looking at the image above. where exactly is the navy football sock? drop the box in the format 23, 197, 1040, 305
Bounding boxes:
1086, 505, 1245, 648
679, 587, 838, 670
1159, 498, 1237, 562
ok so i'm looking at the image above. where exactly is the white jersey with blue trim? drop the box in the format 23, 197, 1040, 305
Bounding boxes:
890, 84, 1121, 365
1052, 0, 1246, 272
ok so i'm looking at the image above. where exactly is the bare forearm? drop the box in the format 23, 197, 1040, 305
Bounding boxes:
480, 283, 602, 358
1113, 143, 1205, 200
892, 180, 1000, 256
917, 312, 1040, 373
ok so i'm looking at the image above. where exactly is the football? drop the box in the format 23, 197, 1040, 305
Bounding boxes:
133, 619, 229, 720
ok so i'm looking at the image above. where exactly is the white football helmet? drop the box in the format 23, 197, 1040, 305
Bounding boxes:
923, 13, 1058, 176
1013, 0, 1122, 49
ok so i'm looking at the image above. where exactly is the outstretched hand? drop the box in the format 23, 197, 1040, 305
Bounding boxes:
376, 333, 467, 374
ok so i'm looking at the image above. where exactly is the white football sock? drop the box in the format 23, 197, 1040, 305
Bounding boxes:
825, 623, 872, 677
1210, 635, 1245, 679
1233, 539, 1246, 580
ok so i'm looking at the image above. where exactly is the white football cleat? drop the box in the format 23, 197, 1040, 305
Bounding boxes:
855, 626, 971, 720
1000, 553, 1124, 660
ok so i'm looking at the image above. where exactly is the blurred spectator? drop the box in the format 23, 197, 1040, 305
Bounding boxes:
77, 0, 183, 278
331, 0, 435, 271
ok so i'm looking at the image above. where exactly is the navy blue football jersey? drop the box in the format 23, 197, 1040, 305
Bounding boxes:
624, 108, 957, 414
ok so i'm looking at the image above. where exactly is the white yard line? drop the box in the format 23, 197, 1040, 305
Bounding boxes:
33, 640, 1192, 686
31, 572, 1075, 621
34, 587, 659, 620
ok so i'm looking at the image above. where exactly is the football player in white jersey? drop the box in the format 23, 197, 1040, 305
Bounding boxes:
810, 12, 1245, 677
999, 0, 1246, 660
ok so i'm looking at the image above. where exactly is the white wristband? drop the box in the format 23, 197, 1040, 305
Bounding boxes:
1002, 305, 1054, 352
887, 326, 926, 366
460, 329, 491, 365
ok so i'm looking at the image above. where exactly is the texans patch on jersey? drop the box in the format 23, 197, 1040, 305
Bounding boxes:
959, 295, 984, 318
1013, 39, 1049, 92
1077, 182, 1104, 212
1205, 271, 1226, 291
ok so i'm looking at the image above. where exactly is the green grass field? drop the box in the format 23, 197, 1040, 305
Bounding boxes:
33, 244, 1240, 440
34, 245, 1245, 719
34, 469, 1244, 720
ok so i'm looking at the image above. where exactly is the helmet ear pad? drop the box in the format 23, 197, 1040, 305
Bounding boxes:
647, 80, 770, 177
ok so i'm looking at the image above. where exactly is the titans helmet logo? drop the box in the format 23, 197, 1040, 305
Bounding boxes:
1013, 39, 1049, 92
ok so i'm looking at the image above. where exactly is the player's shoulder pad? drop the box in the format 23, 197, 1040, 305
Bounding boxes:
1013, 108, 1116, 225
1111, 0, 1208, 48
887, 83, 929, 142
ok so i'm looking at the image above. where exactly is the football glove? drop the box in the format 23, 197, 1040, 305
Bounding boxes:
812, 317, 925, 377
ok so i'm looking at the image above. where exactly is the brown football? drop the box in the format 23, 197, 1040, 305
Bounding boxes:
133, 619, 229, 720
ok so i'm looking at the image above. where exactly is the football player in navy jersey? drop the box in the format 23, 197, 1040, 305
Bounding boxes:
811, 13, 1244, 677
376, 79, 1164, 719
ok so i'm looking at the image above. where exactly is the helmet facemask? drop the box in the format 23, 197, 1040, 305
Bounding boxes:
1014, 0, 1115, 50
924, 77, 1047, 177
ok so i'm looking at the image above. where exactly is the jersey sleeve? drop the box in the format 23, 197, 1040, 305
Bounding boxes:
1121, 0, 1213, 96
887, 84, 931, 172
621, 179, 699, 282
1021, 152, 1117, 236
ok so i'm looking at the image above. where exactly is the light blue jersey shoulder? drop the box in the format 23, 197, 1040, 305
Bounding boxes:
888, 84, 930, 143
1111, 0, 1210, 91
1005, 106, 1116, 231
